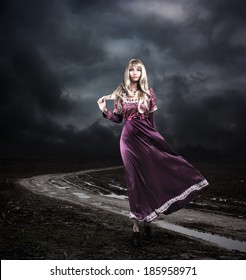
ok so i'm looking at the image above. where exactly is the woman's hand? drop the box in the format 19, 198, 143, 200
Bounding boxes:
97, 93, 115, 113
97, 96, 107, 113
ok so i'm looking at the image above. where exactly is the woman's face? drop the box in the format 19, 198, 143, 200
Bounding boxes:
129, 65, 142, 82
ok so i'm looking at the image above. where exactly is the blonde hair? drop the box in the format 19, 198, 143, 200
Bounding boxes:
112, 58, 150, 114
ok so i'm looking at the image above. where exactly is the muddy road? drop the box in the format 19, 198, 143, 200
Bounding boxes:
18, 166, 246, 254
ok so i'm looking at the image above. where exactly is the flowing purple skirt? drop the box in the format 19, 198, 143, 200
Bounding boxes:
120, 117, 209, 222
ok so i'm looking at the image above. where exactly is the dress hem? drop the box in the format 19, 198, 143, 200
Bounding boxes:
129, 179, 209, 222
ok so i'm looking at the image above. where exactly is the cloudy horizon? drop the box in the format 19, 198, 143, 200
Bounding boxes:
1, 0, 246, 162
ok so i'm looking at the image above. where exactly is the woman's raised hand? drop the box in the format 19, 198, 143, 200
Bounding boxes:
97, 96, 107, 113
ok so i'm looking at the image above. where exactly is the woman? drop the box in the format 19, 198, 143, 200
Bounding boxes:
97, 58, 209, 246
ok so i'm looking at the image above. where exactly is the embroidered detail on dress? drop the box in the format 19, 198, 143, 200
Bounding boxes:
129, 179, 209, 222
123, 97, 138, 103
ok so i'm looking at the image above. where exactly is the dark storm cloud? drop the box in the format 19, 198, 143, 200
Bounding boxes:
1, 41, 72, 115
156, 76, 246, 161
0, 0, 245, 161
122, 0, 246, 86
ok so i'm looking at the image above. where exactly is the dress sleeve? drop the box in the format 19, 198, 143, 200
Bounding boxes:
148, 112, 156, 128
102, 97, 123, 123
149, 88, 158, 113
103, 110, 123, 123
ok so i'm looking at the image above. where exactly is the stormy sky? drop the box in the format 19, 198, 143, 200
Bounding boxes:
1, 0, 246, 162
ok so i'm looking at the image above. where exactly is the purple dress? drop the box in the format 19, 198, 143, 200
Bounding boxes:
103, 88, 209, 222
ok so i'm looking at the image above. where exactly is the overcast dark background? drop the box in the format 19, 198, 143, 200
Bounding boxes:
1, 0, 246, 163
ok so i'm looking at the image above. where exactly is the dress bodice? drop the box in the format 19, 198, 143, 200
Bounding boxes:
113, 87, 158, 120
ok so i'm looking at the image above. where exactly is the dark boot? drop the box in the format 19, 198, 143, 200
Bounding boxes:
143, 222, 152, 241
132, 232, 141, 247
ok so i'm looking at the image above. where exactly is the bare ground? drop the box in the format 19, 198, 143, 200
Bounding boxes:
0, 159, 246, 260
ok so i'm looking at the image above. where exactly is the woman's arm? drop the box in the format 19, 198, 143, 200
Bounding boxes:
97, 94, 123, 123
148, 112, 156, 128
103, 110, 123, 123
148, 88, 158, 128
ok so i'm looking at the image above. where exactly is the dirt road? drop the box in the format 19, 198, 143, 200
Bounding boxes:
18, 166, 246, 253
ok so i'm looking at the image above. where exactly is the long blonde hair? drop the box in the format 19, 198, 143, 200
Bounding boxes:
112, 58, 150, 114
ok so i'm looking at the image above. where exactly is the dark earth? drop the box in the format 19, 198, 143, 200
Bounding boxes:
0, 158, 246, 260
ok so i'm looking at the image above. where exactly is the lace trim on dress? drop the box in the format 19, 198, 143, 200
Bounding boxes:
149, 105, 158, 113
129, 179, 209, 222
123, 97, 138, 103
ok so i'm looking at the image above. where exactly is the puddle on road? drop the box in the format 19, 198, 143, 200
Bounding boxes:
72, 192, 91, 199
156, 220, 246, 253
104, 193, 128, 200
